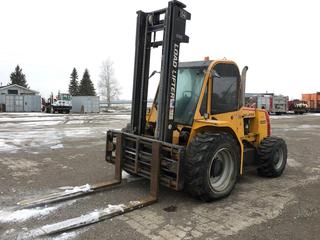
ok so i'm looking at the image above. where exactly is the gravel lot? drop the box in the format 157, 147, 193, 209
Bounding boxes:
0, 112, 319, 240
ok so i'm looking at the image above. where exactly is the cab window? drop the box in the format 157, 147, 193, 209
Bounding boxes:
211, 63, 240, 114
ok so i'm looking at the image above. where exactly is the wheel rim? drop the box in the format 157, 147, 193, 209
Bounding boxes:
273, 148, 284, 170
208, 148, 234, 192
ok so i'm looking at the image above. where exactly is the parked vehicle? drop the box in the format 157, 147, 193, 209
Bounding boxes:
272, 95, 289, 115
288, 99, 308, 114
246, 94, 288, 115
43, 93, 72, 113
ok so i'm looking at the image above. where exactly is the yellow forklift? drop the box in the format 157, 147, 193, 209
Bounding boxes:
18, 1, 287, 236
106, 0, 287, 201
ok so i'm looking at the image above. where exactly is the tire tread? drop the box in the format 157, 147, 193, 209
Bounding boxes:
184, 132, 239, 201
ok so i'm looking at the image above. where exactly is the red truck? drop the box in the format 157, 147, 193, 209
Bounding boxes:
288, 99, 308, 114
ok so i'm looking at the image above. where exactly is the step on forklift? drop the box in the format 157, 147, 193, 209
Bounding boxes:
17, 1, 287, 236
106, 0, 287, 201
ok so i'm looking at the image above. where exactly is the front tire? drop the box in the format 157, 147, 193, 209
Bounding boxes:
257, 137, 287, 177
184, 132, 239, 202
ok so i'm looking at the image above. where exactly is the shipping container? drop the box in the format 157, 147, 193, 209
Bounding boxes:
302, 92, 320, 112
71, 96, 100, 113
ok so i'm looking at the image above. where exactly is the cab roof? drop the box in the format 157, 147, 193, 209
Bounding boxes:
179, 60, 211, 68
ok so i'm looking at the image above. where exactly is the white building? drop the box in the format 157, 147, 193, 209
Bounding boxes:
0, 84, 39, 95
0, 84, 41, 112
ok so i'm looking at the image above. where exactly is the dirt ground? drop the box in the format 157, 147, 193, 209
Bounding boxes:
0, 112, 319, 240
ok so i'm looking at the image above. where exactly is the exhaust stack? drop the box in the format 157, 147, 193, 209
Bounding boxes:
240, 66, 248, 107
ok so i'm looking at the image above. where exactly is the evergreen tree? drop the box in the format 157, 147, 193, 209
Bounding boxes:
9, 65, 28, 88
78, 69, 96, 96
68, 68, 79, 96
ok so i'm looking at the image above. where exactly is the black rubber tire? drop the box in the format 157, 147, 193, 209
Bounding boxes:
184, 132, 240, 202
257, 136, 287, 177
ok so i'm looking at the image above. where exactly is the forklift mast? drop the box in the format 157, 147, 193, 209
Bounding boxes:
130, 0, 191, 142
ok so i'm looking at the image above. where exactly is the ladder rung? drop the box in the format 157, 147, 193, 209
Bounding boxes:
148, 24, 164, 33
147, 8, 166, 15
151, 41, 163, 48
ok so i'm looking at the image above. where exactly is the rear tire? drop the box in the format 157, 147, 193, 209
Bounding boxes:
184, 132, 239, 202
257, 137, 287, 177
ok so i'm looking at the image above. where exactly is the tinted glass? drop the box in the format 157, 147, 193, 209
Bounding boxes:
211, 64, 240, 114
200, 85, 207, 115
174, 67, 206, 125
60, 94, 71, 101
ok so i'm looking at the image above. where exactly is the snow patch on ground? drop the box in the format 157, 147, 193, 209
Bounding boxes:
0, 197, 77, 226
0, 126, 104, 153
287, 158, 302, 168
0, 116, 63, 123
42, 211, 100, 232
63, 184, 92, 194
270, 113, 320, 119
270, 115, 297, 119
103, 204, 125, 214
23, 204, 125, 239
0, 113, 124, 153
297, 124, 320, 129
51, 228, 88, 240
122, 171, 143, 183
50, 144, 64, 149
20, 121, 63, 126
0, 206, 58, 223
0, 139, 19, 153
122, 171, 131, 179
52, 231, 79, 240
0, 128, 62, 153
129, 201, 141, 205
0, 157, 40, 177
65, 120, 85, 125
282, 124, 320, 132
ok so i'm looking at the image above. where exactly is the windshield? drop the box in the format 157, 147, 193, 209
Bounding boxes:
59, 94, 71, 101
174, 67, 206, 125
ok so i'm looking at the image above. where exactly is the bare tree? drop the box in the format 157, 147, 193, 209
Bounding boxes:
98, 59, 121, 107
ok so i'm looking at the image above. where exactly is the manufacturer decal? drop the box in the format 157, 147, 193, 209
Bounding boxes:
169, 43, 179, 120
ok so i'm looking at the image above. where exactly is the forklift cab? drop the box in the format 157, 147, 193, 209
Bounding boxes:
174, 61, 241, 127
